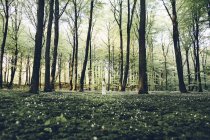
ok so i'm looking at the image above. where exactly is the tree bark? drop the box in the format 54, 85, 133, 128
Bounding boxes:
171, 0, 187, 93
88, 35, 92, 91
186, 49, 191, 91
18, 53, 23, 87
79, 0, 94, 92
29, 0, 45, 94
138, 0, 148, 94
122, 0, 137, 91
58, 54, 62, 89
51, 0, 59, 90
0, 0, 10, 88
44, 0, 54, 92
8, 3, 20, 88
74, 0, 79, 91
118, 1, 123, 90
25, 54, 30, 85
70, 34, 75, 90
194, 13, 202, 92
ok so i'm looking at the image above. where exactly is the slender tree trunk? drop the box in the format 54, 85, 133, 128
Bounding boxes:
58, 54, 62, 89
171, 0, 187, 93
0, 1, 10, 88
88, 37, 92, 91
112, 44, 115, 90
25, 55, 30, 85
44, 0, 54, 92
138, 0, 148, 94
4, 56, 8, 83
80, 0, 94, 92
51, 0, 59, 90
39, 65, 42, 89
29, 62, 31, 85
8, 6, 20, 88
6, 59, 9, 84
122, 0, 137, 91
18, 53, 23, 87
186, 49, 191, 91
108, 41, 111, 91
74, 1, 79, 91
30, 0, 45, 94
70, 35, 75, 90
192, 33, 197, 91
195, 14, 202, 92
8, 40, 18, 88
164, 57, 168, 90
68, 54, 72, 89
119, 1, 123, 90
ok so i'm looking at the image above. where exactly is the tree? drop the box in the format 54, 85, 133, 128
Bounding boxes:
110, 0, 123, 90
44, 0, 54, 92
122, 0, 137, 91
0, 0, 14, 88
80, 0, 94, 92
8, 0, 22, 88
162, 0, 187, 93
29, 0, 45, 93
161, 37, 170, 90
102, 22, 112, 91
51, 0, 70, 90
138, 0, 148, 94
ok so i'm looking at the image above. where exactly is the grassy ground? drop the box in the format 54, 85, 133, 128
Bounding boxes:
0, 90, 210, 140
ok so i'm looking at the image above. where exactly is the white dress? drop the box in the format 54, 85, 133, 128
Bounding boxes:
102, 81, 106, 95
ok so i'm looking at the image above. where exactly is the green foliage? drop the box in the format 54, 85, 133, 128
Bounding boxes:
0, 90, 210, 139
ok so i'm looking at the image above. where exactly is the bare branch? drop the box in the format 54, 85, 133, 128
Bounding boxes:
59, 0, 70, 19
162, 0, 173, 21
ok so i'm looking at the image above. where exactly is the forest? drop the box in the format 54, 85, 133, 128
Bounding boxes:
0, 0, 209, 93
0, 0, 210, 139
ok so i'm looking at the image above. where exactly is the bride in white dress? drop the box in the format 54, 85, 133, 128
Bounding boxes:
102, 78, 106, 95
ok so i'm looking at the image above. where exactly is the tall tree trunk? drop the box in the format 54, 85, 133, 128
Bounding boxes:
79, 0, 94, 92
122, 0, 137, 91
18, 53, 23, 87
44, 0, 54, 92
39, 65, 42, 89
195, 14, 202, 92
68, 54, 72, 89
192, 32, 197, 91
0, 0, 10, 88
70, 34, 75, 90
8, 40, 18, 88
88, 37, 92, 91
74, 1, 79, 91
171, 0, 187, 93
119, 1, 123, 90
112, 44, 115, 90
110, 0, 123, 90
186, 49, 191, 91
164, 57, 168, 90
162, 0, 187, 93
138, 0, 148, 94
51, 0, 59, 90
108, 40, 111, 91
30, 0, 45, 94
8, 0, 21, 88
58, 54, 62, 89
25, 55, 30, 85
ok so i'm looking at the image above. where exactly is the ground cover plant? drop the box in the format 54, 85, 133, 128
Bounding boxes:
0, 90, 210, 139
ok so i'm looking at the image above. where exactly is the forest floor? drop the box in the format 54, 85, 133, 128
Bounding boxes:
0, 90, 210, 140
